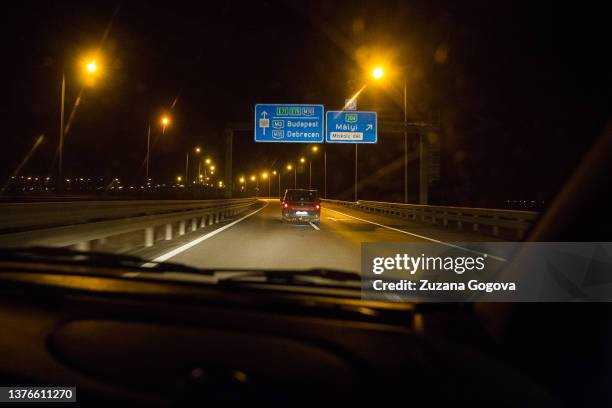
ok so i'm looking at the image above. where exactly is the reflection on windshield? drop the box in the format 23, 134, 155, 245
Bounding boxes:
284, 190, 318, 202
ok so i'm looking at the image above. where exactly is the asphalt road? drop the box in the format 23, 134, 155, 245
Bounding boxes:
141, 199, 501, 273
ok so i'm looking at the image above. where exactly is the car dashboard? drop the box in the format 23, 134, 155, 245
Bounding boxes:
0, 262, 553, 405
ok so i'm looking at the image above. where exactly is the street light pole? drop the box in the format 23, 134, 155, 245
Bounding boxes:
324, 150, 327, 199
197, 159, 201, 184
419, 131, 428, 205
294, 167, 297, 189
185, 153, 189, 189
145, 124, 151, 180
309, 160, 312, 189
277, 172, 281, 197
58, 73, 65, 192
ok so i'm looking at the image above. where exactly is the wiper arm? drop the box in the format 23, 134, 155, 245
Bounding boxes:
0, 246, 204, 274
0, 248, 360, 285
218, 269, 361, 285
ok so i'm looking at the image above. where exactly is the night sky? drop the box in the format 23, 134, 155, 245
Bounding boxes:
5, 1, 611, 207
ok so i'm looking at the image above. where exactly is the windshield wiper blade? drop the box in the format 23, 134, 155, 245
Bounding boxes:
217, 269, 361, 285
0, 246, 204, 274
0, 248, 360, 284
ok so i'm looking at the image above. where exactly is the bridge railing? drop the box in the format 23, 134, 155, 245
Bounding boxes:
0, 198, 259, 252
322, 199, 539, 239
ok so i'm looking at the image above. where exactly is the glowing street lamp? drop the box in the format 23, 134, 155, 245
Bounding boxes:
308, 146, 319, 189
287, 164, 296, 188
160, 115, 171, 133
58, 53, 104, 191
299, 157, 306, 188
86, 60, 97, 74
80, 54, 103, 87
372, 66, 384, 80
239, 176, 246, 193
262, 172, 270, 197
272, 170, 281, 197
370, 63, 417, 203
145, 113, 171, 181
250, 175, 259, 197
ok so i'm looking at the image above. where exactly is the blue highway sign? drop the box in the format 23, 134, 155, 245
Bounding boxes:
325, 111, 378, 143
254, 104, 324, 143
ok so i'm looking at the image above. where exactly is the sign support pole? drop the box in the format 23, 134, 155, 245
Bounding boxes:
224, 129, 233, 198
354, 144, 358, 202
403, 78, 408, 204
324, 150, 327, 199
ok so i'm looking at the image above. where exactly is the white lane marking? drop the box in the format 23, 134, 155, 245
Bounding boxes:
142, 202, 268, 265
327, 216, 349, 222
326, 208, 506, 262
309, 222, 320, 230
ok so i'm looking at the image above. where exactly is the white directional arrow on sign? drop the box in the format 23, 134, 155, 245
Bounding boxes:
366, 124, 373, 131
259, 111, 269, 135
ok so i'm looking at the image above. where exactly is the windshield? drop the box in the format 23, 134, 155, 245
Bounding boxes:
2, 2, 610, 281
3, 3, 612, 406
284, 190, 318, 202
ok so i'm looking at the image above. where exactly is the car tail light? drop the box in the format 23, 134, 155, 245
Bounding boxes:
283, 202, 289, 209
315, 204, 320, 210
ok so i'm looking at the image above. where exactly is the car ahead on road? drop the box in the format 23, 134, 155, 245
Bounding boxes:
281, 189, 321, 225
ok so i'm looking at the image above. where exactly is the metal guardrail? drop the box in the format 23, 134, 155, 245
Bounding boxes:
0, 199, 258, 232
0, 198, 259, 251
322, 199, 539, 239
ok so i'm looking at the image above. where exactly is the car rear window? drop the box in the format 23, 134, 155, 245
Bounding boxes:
285, 191, 318, 201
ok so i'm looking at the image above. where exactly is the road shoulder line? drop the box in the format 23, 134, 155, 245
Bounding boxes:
143, 202, 268, 265
326, 207, 506, 262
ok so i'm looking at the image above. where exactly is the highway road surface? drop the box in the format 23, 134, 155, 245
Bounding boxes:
135, 199, 502, 273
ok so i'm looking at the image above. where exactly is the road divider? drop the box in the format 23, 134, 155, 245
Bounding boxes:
146, 202, 269, 264
322, 199, 538, 239
0, 198, 260, 252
